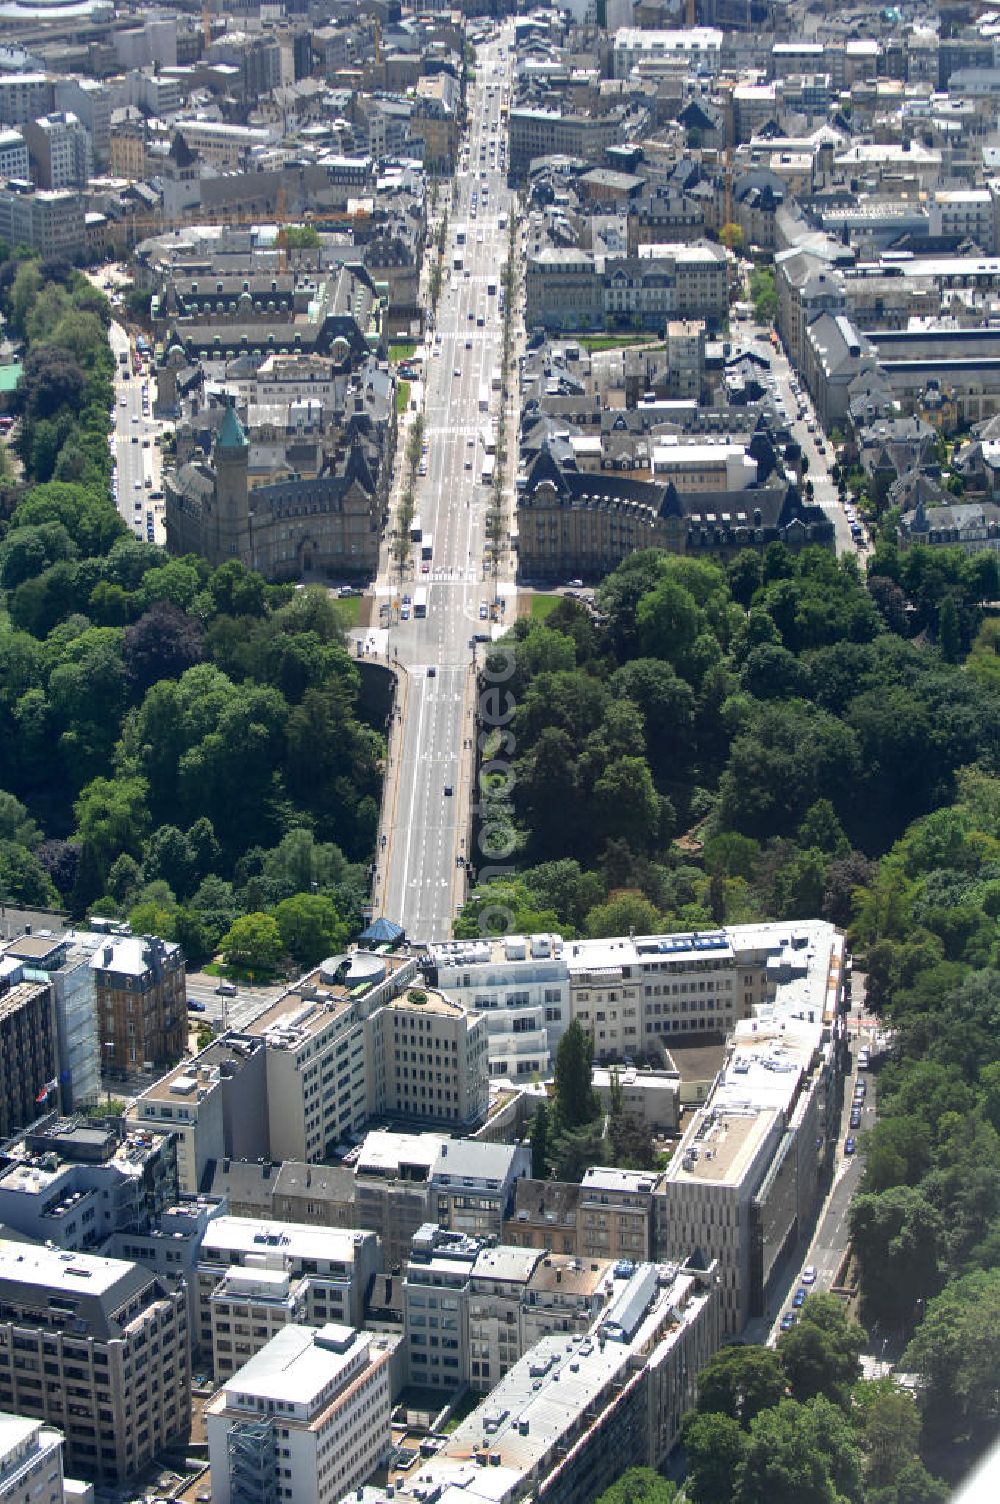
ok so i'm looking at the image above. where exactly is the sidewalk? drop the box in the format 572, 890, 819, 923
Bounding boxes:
371, 658, 410, 918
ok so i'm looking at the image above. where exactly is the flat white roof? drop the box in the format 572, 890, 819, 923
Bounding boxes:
201, 1216, 369, 1265
222, 1323, 366, 1408
0, 1239, 138, 1298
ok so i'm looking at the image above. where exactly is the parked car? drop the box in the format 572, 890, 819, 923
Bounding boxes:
844, 1136, 857, 1155
215, 982, 237, 997
792, 1288, 808, 1309
801, 1266, 817, 1285
780, 1312, 797, 1331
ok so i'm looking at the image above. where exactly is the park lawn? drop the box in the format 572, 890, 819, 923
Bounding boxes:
203, 959, 283, 986
333, 594, 361, 628
389, 341, 418, 363
396, 380, 411, 414
530, 593, 561, 620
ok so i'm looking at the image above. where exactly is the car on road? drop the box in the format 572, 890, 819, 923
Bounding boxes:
858, 1049, 870, 1069
215, 982, 237, 997
454, 368, 461, 377
444, 784, 453, 796
479, 601, 488, 619
119, 397, 127, 407
850, 1108, 862, 1129
187, 1000, 207, 1013
567, 577, 584, 589
844, 1136, 857, 1155
802, 1266, 817, 1285
427, 666, 437, 678
421, 561, 430, 573
401, 606, 410, 620
402, 593, 411, 605
780, 1312, 797, 1331
792, 1287, 808, 1308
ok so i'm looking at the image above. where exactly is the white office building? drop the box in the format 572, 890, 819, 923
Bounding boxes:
657, 921, 848, 1335
426, 935, 569, 1079
207, 1324, 397, 1504
0, 1414, 63, 1504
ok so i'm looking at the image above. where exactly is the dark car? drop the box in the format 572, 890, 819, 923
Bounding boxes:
780, 1312, 797, 1331
187, 1000, 207, 1013
792, 1287, 808, 1309
444, 784, 453, 797
850, 1109, 862, 1129
845, 1136, 857, 1155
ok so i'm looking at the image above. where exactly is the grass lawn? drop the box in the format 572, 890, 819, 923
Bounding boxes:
203, 959, 283, 986
396, 380, 411, 414
530, 593, 561, 620
442, 1390, 481, 1433
577, 334, 658, 352
333, 594, 361, 628
389, 340, 418, 363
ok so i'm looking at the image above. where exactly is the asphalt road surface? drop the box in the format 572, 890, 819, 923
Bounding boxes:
371, 29, 516, 943
109, 319, 165, 546
735, 311, 868, 559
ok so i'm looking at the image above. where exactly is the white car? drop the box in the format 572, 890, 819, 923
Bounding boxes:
801, 1266, 817, 1285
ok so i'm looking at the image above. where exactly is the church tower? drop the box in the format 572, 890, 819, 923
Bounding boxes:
212, 402, 250, 566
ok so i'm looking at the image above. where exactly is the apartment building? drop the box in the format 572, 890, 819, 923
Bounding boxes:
108, 1195, 223, 1334
0, 1241, 189, 1483
195, 1217, 380, 1371
657, 921, 848, 1336
577, 1168, 660, 1263
0, 981, 59, 1138
4, 932, 100, 1112
0, 132, 28, 182
612, 28, 724, 80
402, 1225, 477, 1390
0, 1414, 64, 1504
0, 1115, 177, 1253
131, 951, 419, 1180
53, 79, 110, 164
172, 119, 273, 168
367, 989, 490, 1131
128, 1034, 269, 1195
0, 75, 53, 128
426, 935, 568, 1078
208, 1267, 311, 1380
567, 929, 757, 1060
352, 1132, 442, 1275
650, 438, 758, 492
207, 1324, 397, 1504
90, 934, 185, 1076
22, 114, 92, 192
509, 108, 622, 180
362, 1258, 719, 1504
431, 1140, 531, 1240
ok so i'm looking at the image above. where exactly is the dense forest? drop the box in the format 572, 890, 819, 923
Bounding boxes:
0, 253, 381, 967
464, 540, 1000, 1470
595, 1297, 948, 1504
461, 542, 1000, 939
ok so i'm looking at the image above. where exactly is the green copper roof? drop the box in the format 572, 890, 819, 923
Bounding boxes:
217, 403, 248, 451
